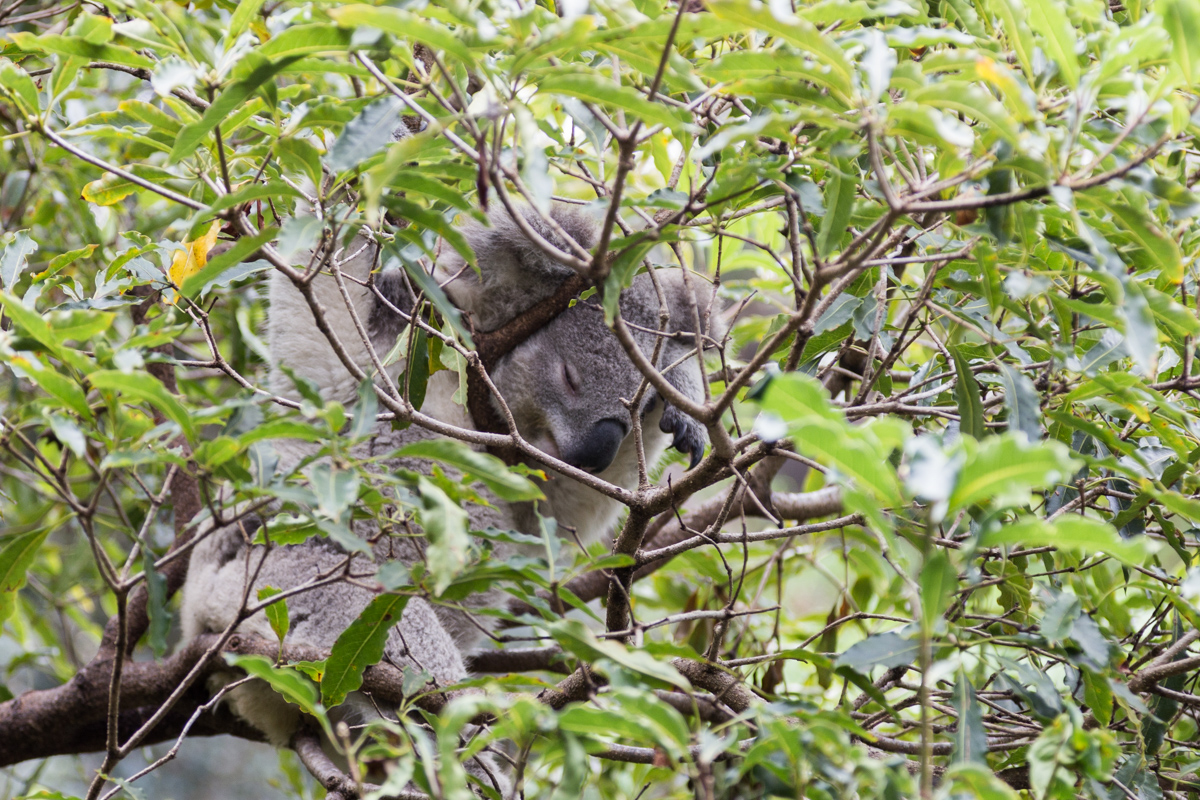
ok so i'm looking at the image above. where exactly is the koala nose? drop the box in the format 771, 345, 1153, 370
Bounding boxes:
562, 418, 628, 474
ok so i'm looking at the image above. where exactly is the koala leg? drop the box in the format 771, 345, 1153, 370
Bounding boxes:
181, 528, 509, 794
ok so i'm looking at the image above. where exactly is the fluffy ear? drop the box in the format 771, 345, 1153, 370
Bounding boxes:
368, 266, 418, 344
434, 205, 598, 332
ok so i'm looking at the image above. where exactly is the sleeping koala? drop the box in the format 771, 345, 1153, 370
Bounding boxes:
179, 204, 720, 786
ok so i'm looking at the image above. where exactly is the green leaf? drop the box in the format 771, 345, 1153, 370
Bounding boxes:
142, 549, 169, 657
8, 355, 92, 419
951, 671, 987, 764
984, 0, 1035, 79
1163, 0, 1200, 84
395, 439, 544, 502
758, 373, 903, 505
326, 98, 403, 174
169, 55, 301, 163
225, 654, 323, 717
327, 6, 473, 64
815, 157, 856, 258
416, 476, 471, 594
1025, 0, 1079, 88
88, 370, 197, 440
908, 83, 1020, 146
0, 231, 38, 289
9, 32, 154, 70
257, 24, 352, 59
257, 586, 290, 646
707, 0, 854, 101
228, 0, 268, 43
536, 73, 694, 132
834, 631, 919, 672
309, 463, 360, 522
384, 241, 474, 347
548, 619, 691, 690
0, 62, 39, 117
998, 363, 1041, 442
0, 528, 49, 622
322, 593, 409, 706
951, 347, 985, 440
949, 435, 1077, 510
920, 551, 956, 628
349, 379, 379, 440
978, 515, 1152, 565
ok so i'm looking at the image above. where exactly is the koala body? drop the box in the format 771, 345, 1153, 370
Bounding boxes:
179, 205, 718, 776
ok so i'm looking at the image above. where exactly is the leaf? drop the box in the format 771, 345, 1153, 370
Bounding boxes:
326, 98, 404, 174
834, 631, 919, 672
919, 551, 956, 627
978, 515, 1152, 565
0, 62, 39, 116
548, 619, 691, 689
0, 528, 49, 622
950, 347, 985, 440
322, 594, 409, 706
179, 227, 277, 297
416, 476, 471, 594
759, 373, 903, 505
257, 586, 290, 646
707, 0, 854, 101
908, 83, 1020, 146
1163, 0, 1200, 84
225, 654, 322, 716
536, 73, 693, 132
169, 54, 301, 163
88, 370, 197, 440
142, 549, 169, 657
7, 355, 93, 419
949, 435, 1077, 510
0, 231, 38, 289
228, 0, 268, 43
350, 379, 379, 440
327, 6, 474, 63
998, 363, 1041, 442
309, 463, 359, 522
951, 671, 987, 764
9, 32, 153, 70
168, 221, 223, 289
257, 24, 352, 59
383, 242, 474, 348
1025, 0, 1079, 88
395, 439, 544, 502
46, 414, 86, 457
984, 0, 1035, 78
816, 157, 856, 258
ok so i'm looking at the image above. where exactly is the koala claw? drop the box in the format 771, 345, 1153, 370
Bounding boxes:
660, 404, 706, 470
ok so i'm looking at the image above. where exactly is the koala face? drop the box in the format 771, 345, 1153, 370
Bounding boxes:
491, 301, 650, 474
489, 270, 712, 476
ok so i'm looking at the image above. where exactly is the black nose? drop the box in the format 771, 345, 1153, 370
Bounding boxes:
562, 419, 628, 474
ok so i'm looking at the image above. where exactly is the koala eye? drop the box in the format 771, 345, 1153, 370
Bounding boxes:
562, 362, 580, 394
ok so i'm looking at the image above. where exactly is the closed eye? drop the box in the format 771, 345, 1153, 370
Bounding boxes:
563, 363, 580, 394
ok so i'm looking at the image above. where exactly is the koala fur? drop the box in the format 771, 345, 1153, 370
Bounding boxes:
179, 204, 720, 781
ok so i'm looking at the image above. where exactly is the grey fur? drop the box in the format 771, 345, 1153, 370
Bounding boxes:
179, 204, 721, 787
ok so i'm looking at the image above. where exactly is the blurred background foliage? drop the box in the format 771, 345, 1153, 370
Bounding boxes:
2, 0, 1200, 797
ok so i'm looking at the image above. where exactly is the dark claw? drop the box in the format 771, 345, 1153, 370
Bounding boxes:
660, 404, 706, 471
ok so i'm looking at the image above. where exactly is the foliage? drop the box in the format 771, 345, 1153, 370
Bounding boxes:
1, 0, 1200, 798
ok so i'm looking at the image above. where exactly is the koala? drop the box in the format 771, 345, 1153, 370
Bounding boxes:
179, 203, 720, 788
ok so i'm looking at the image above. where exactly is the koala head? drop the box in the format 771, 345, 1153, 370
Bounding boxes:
438, 206, 719, 477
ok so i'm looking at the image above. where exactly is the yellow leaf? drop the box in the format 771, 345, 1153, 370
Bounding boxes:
168, 220, 221, 288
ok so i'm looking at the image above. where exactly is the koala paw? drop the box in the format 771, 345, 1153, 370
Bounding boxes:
659, 404, 706, 470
